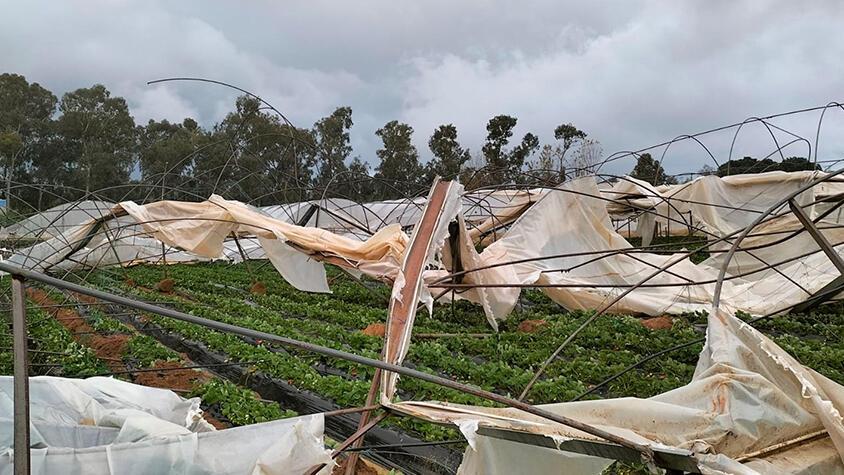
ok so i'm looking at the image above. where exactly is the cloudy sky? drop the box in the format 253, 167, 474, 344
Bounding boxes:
2, 0, 844, 175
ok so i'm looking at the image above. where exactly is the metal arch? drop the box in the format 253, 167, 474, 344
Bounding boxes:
813, 102, 844, 164
711, 168, 844, 310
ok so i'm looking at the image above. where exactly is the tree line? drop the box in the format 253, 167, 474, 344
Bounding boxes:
1, 73, 602, 211
628, 152, 820, 186
0, 72, 821, 212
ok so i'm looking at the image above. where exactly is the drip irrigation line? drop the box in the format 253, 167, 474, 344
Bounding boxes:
94, 361, 263, 377
0, 261, 656, 460
569, 338, 705, 402
0, 347, 123, 362
342, 439, 465, 453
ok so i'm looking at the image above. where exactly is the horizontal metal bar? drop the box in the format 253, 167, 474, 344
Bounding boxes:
11, 275, 30, 475
0, 261, 657, 462
342, 439, 465, 453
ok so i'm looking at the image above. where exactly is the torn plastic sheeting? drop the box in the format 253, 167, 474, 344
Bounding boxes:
0, 200, 116, 240
607, 171, 840, 240
257, 191, 538, 243
118, 195, 407, 288
456, 431, 614, 475
1, 216, 209, 275
381, 179, 464, 402
0, 376, 333, 475
448, 176, 844, 325
389, 308, 844, 474
2, 194, 410, 293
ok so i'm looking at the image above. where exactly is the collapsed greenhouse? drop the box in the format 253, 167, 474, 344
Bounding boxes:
2, 105, 844, 475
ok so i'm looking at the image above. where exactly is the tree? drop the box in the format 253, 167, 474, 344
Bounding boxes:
526, 123, 587, 185
138, 118, 207, 199
780, 156, 821, 172
716, 156, 776, 176
56, 85, 136, 198
347, 157, 374, 201
0, 73, 57, 209
195, 95, 313, 204
629, 152, 676, 185
569, 138, 603, 178
697, 164, 716, 176
312, 107, 353, 195
481, 115, 539, 184
426, 124, 470, 182
552, 123, 586, 176
373, 120, 422, 198
527, 144, 562, 185
716, 156, 819, 177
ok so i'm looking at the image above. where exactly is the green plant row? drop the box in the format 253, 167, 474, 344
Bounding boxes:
11, 283, 297, 428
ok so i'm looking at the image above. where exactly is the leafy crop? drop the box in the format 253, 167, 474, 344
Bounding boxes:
190, 379, 296, 425
66, 260, 844, 444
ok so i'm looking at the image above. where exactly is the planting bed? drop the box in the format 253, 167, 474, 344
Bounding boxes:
0, 279, 294, 432
79, 260, 844, 472
4, 254, 843, 474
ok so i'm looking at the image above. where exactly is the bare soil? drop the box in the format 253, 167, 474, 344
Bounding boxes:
27, 287, 227, 429
361, 322, 386, 338
641, 315, 674, 330
517, 319, 548, 333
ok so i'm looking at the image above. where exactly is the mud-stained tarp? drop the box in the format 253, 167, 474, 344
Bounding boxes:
387, 307, 844, 473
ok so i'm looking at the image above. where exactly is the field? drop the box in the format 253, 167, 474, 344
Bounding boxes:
4, 257, 844, 473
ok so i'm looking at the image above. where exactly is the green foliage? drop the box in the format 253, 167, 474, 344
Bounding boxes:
137, 118, 206, 194
780, 156, 821, 172
0, 73, 58, 209
191, 95, 314, 204
426, 124, 470, 181
716, 156, 819, 177
629, 152, 677, 185
190, 379, 296, 425
13, 304, 107, 377
480, 115, 539, 185
56, 84, 136, 197
554, 123, 587, 151
312, 106, 353, 195
126, 334, 181, 367
374, 120, 423, 198
75, 260, 844, 445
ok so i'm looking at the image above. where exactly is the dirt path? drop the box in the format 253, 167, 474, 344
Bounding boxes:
27, 287, 227, 429
28, 287, 129, 372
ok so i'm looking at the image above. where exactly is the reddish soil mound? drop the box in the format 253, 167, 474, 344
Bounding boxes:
333, 456, 381, 475
361, 322, 386, 338
27, 288, 128, 371
156, 278, 175, 293
134, 360, 209, 391
250, 281, 267, 295
88, 334, 131, 365
517, 319, 548, 333
641, 316, 673, 330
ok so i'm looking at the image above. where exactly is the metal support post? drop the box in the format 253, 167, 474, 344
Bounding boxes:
788, 199, 844, 312
11, 275, 30, 475
789, 199, 844, 274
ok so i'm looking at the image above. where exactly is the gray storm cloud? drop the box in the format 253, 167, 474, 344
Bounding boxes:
1, 0, 843, 174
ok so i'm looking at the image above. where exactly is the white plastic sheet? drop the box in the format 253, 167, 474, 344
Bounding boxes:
389, 309, 844, 473
449, 177, 844, 324
0, 376, 333, 474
